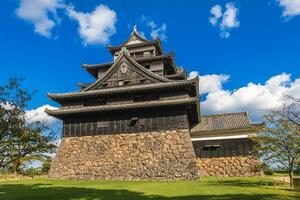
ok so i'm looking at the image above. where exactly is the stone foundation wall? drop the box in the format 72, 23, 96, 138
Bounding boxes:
196, 156, 261, 177
49, 130, 198, 180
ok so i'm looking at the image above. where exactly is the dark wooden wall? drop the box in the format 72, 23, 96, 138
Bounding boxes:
192, 138, 255, 158
62, 109, 189, 137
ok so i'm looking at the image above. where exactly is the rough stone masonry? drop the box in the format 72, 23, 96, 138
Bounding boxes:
49, 130, 199, 180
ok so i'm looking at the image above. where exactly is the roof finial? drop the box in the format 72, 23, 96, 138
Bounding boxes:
133, 24, 137, 32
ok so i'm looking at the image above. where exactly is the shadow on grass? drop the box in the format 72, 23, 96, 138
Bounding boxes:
0, 182, 298, 200
206, 179, 272, 188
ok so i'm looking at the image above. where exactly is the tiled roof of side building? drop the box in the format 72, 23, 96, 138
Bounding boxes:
190, 112, 264, 133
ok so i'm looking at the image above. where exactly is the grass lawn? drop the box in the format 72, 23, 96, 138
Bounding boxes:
0, 177, 299, 200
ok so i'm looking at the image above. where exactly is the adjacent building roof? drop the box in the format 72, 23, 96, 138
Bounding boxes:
190, 112, 264, 134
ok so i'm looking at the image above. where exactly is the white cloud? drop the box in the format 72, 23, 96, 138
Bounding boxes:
147, 21, 157, 29
188, 71, 230, 94
15, 1, 117, 44
139, 16, 167, 41
150, 23, 167, 41
145, 20, 167, 41
189, 72, 300, 121
16, 0, 64, 38
209, 3, 240, 38
66, 4, 117, 45
209, 5, 222, 26
278, 0, 300, 17
139, 31, 146, 39
26, 104, 61, 129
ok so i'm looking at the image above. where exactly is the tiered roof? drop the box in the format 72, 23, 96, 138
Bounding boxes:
45, 97, 199, 117
82, 51, 177, 79
48, 78, 198, 102
46, 28, 200, 123
107, 27, 164, 55
82, 50, 171, 92
46, 26, 263, 134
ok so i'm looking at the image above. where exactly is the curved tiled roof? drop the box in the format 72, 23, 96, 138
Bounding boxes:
190, 112, 264, 133
82, 53, 176, 79
107, 39, 163, 55
45, 97, 198, 117
47, 78, 199, 102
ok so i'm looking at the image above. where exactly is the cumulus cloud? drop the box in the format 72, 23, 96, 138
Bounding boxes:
146, 21, 167, 41
26, 104, 61, 129
141, 16, 167, 41
209, 5, 222, 26
209, 3, 240, 38
189, 72, 300, 121
151, 23, 167, 41
16, 0, 64, 38
188, 71, 230, 94
15, 1, 117, 44
277, 0, 300, 17
66, 4, 117, 45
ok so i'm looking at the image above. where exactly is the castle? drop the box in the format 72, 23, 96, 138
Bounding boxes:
46, 27, 263, 180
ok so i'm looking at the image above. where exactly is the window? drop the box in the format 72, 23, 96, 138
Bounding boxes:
202, 144, 221, 151
143, 51, 151, 57
102, 83, 108, 88
144, 64, 151, 69
124, 80, 130, 85
118, 80, 124, 86
84, 99, 107, 106
135, 52, 143, 58
140, 78, 146, 84
129, 117, 139, 127
193, 138, 254, 158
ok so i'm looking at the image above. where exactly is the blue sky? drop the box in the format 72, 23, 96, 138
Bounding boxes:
1, 0, 300, 124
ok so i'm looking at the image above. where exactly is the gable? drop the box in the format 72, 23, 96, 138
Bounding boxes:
83, 52, 171, 91
95, 60, 157, 89
122, 31, 149, 46
125, 34, 145, 45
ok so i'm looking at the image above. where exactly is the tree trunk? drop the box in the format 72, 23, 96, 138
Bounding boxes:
288, 169, 294, 188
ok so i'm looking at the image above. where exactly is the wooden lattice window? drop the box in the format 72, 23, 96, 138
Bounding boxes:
129, 117, 139, 127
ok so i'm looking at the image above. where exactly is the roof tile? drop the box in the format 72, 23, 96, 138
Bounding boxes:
190, 112, 263, 133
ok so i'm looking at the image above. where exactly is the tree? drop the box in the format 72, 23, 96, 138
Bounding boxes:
273, 95, 300, 127
253, 112, 300, 187
0, 78, 57, 173
41, 157, 52, 174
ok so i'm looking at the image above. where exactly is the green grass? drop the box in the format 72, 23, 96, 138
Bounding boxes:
0, 177, 299, 200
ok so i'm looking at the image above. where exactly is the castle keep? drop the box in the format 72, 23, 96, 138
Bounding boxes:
46, 27, 263, 180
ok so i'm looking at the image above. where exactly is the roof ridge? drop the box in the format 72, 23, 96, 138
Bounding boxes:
47, 78, 197, 98
201, 112, 247, 117
82, 62, 113, 68
82, 53, 173, 69
45, 96, 198, 116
